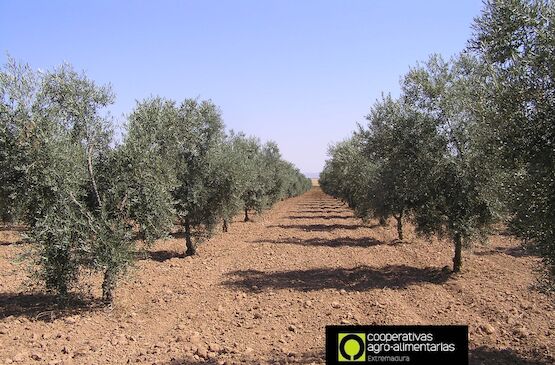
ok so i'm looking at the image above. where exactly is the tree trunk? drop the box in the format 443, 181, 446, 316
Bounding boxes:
138, 229, 146, 241
184, 217, 196, 256
87, 144, 102, 208
244, 208, 250, 222
102, 268, 116, 305
57, 283, 69, 303
223, 219, 228, 232
394, 211, 403, 241
379, 216, 387, 226
453, 232, 462, 272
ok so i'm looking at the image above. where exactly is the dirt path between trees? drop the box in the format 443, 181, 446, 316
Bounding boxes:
1, 187, 554, 364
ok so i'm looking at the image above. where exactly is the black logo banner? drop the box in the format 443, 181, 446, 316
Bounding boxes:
326, 325, 468, 364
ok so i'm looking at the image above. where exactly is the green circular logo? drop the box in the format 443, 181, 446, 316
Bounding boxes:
338, 333, 366, 362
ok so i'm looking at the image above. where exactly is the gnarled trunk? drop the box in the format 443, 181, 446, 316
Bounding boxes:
379, 216, 387, 226
453, 232, 462, 272
223, 219, 228, 232
57, 283, 69, 303
184, 217, 196, 256
102, 268, 116, 304
394, 210, 404, 241
244, 208, 250, 222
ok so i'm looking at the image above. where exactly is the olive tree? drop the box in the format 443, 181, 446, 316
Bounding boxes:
471, 0, 555, 285
401, 54, 499, 272
360, 96, 443, 240
172, 99, 226, 255
126, 97, 226, 256
36, 64, 141, 303
320, 134, 376, 216
230, 135, 311, 222
1, 59, 142, 303
121, 98, 178, 243
281, 161, 312, 198
213, 132, 258, 231
0, 58, 38, 223
233, 136, 266, 222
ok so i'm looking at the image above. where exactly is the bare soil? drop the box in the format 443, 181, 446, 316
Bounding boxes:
0, 187, 554, 364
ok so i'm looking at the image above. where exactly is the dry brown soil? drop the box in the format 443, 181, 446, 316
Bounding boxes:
1, 187, 554, 364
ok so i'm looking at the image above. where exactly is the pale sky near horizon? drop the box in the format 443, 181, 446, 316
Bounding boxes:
0, 1, 483, 174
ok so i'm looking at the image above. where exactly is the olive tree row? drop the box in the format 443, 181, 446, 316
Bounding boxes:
321, 55, 501, 272
322, 0, 554, 281
125, 99, 311, 256
0, 59, 310, 304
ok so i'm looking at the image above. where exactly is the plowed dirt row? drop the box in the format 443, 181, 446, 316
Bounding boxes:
1, 187, 554, 364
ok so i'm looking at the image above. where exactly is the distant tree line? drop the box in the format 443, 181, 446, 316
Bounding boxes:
0, 61, 311, 303
320, 0, 554, 287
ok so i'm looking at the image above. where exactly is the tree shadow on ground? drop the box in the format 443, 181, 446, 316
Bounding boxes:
473, 245, 536, 258
297, 200, 338, 204
137, 250, 184, 262
162, 350, 324, 365
0, 239, 24, 246
287, 214, 352, 220
0, 225, 25, 245
170, 231, 185, 239
297, 204, 343, 209
294, 209, 351, 214
0, 225, 26, 232
268, 223, 363, 231
0, 292, 104, 321
223, 265, 451, 293
470, 346, 553, 365
251, 236, 385, 248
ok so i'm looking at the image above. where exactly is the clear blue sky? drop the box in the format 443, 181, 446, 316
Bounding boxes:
0, 0, 483, 174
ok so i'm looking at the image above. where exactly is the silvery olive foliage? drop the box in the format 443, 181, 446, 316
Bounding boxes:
322, 55, 501, 273
319, 134, 376, 217
126, 100, 310, 255
322, 0, 554, 280
239, 139, 310, 221
400, 54, 499, 273
0, 59, 38, 223
124, 97, 222, 256
0, 58, 135, 302
1, 59, 310, 304
471, 0, 555, 287
363, 96, 444, 242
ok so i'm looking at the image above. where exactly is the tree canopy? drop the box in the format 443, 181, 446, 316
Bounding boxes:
0, 59, 310, 304
322, 0, 554, 282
